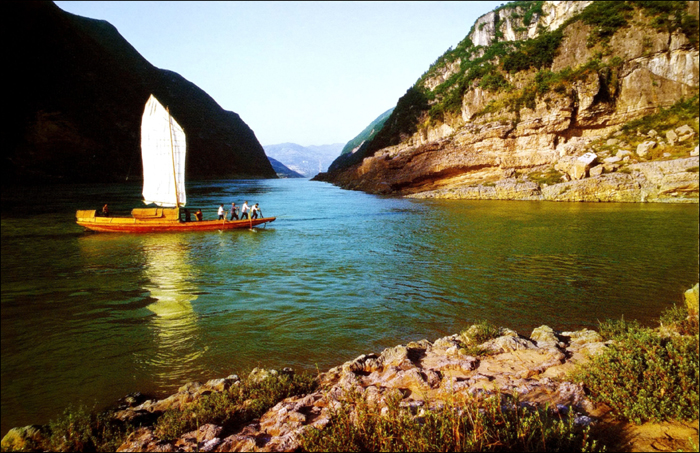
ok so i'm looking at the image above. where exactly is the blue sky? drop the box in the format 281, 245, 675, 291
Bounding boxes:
55, 1, 502, 147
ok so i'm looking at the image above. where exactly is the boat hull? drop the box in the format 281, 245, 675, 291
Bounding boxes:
77, 214, 276, 233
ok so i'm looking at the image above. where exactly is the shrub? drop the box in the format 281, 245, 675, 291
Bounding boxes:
299, 390, 602, 452
571, 319, 699, 424
154, 371, 317, 442
528, 168, 565, 186
45, 405, 133, 452
502, 30, 564, 73
660, 303, 699, 336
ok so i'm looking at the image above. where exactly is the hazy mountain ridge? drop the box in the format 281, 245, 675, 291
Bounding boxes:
267, 157, 305, 178
264, 143, 343, 178
3, 1, 275, 185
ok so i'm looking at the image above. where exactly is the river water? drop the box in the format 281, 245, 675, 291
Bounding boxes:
1, 178, 698, 436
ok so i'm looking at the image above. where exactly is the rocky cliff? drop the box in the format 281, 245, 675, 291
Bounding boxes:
316, 1, 699, 203
3, 1, 276, 185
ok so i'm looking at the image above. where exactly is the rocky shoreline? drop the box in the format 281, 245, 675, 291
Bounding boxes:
3, 284, 698, 452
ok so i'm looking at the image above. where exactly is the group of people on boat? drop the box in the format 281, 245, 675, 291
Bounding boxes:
181, 201, 263, 222
220, 201, 263, 221
98, 202, 263, 223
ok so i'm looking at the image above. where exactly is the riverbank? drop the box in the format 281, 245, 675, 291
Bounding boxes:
2, 284, 698, 452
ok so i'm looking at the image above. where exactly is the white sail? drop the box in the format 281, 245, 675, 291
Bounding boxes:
141, 94, 187, 207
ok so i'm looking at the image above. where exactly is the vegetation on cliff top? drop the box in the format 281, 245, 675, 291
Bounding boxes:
335, 1, 698, 172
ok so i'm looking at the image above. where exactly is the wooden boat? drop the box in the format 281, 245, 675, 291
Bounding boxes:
76, 95, 275, 233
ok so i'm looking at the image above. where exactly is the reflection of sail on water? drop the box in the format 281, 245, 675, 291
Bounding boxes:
141, 235, 205, 382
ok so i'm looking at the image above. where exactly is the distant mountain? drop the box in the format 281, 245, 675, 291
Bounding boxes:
340, 108, 395, 155
264, 143, 343, 178
268, 156, 305, 178
3, 1, 275, 185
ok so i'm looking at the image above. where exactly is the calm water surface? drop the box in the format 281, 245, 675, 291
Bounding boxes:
1, 178, 698, 436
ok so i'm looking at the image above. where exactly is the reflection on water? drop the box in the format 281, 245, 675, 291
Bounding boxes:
1, 179, 698, 438
140, 235, 206, 385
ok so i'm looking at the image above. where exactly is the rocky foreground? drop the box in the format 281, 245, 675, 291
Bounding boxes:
3, 285, 698, 452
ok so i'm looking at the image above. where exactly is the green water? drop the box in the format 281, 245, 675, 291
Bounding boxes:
1, 179, 698, 436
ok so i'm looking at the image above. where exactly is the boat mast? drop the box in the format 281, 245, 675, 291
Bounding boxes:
166, 106, 180, 208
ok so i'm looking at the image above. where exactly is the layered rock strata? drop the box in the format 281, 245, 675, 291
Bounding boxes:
318, 2, 700, 203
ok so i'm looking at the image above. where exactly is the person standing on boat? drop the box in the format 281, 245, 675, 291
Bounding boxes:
240, 201, 249, 219
218, 204, 226, 220
102, 204, 109, 216
195, 209, 203, 221
184, 209, 192, 222
230, 202, 239, 220
250, 203, 263, 219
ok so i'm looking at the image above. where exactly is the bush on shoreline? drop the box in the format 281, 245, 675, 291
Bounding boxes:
299, 389, 602, 452
570, 307, 699, 425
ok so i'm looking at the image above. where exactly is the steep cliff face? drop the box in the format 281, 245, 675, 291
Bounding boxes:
3, 1, 275, 185
318, 1, 699, 203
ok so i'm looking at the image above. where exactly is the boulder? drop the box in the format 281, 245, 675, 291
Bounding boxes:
589, 165, 604, 177
530, 325, 564, 349
666, 129, 679, 145
675, 124, 695, 142
636, 141, 656, 158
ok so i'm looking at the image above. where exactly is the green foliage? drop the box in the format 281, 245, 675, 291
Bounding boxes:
634, 1, 699, 47
528, 168, 565, 185
660, 303, 700, 336
154, 372, 317, 442
574, 1, 635, 47
571, 319, 699, 424
479, 70, 510, 92
621, 95, 700, 135
46, 405, 133, 452
340, 108, 394, 156
502, 30, 564, 73
462, 320, 501, 344
364, 87, 429, 156
300, 390, 602, 452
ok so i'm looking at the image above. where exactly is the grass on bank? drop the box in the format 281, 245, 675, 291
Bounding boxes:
1, 371, 317, 452
299, 389, 602, 452
153, 371, 317, 442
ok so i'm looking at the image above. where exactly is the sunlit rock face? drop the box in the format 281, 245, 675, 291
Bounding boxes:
319, 1, 699, 203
